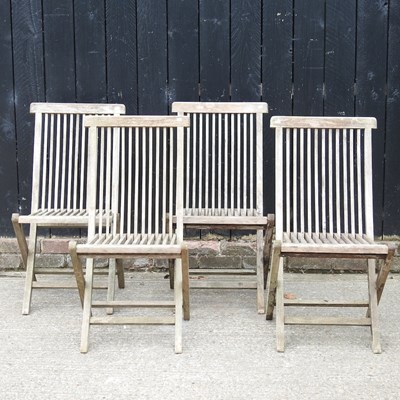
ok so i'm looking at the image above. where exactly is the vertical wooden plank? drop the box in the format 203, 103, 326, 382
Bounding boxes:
0, 0, 18, 234
12, 0, 45, 215
383, 0, 400, 235
74, 0, 107, 102
356, 0, 388, 236
106, 0, 138, 115
137, 0, 168, 114
293, 0, 325, 116
263, 0, 293, 215
231, 0, 261, 101
324, 0, 356, 116
263, 0, 292, 114
199, 0, 230, 101
168, 0, 199, 103
42, 0, 75, 101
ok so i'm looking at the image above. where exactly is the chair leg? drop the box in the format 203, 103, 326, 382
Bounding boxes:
22, 224, 38, 315
116, 258, 125, 289
276, 258, 285, 352
80, 258, 94, 354
106, 259, 116, 315
376, 244, 396, 304
174, 259, 183, 354
69, 241, 85, 307
11, 214, 28, 266
181, 245, 190, 321
266, 240, 282, 320
256, 230, 265, 314
168, 259, 175, 290
114, 215, 125, 290
367, 259, 381, 354
263, 214, 275, 289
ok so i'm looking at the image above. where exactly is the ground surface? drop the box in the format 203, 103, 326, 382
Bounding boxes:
0, 271, 399, 399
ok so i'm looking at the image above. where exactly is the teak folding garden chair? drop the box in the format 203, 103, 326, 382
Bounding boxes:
171, 102, 273, 314
69, 115, 190, 353
12, 103, 126, 315
267, 116, 396, 353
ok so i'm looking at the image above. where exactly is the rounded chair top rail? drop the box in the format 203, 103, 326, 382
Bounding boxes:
84, 115, 190, 128
270, 116, 377, 130
30, 102, 126, 115
172, 102, 268, 114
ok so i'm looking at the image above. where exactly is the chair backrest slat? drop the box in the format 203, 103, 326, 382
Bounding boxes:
29, 103, 125, 214
271, 116, 377, 240
172, 102, 268, 215
84, 116, 190, 241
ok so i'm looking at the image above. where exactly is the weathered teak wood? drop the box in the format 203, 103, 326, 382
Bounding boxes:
171, 102, 272, 314
267, 116, 397, 353
12, 103, 126, 315
70, 115, 190, 354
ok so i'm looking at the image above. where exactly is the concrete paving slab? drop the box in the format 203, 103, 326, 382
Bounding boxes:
0, 271, 399, 399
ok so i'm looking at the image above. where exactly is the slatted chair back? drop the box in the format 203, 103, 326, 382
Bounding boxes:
29, 103, 125, 218
84, 116, 189, 245
172, 102, 268, 219
272, 116, 377, 243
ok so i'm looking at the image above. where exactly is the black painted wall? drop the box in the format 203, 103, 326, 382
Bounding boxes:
0, 0, 399, 236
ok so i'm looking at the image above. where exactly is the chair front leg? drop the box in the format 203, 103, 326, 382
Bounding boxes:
106, 259, 116, 315
22, 223, 38, 315
266, 240, 282, 320
69, 241, 85, 307
174, 258, 183, 354
116, 258, 125, 289
11, 213, 29, 268
276, 258, 285, 352
367, 259, 381, 354
263, 214, 275, 289
181, 244, 190, 321
80, 258, 94, 353
376, 244, 396, 304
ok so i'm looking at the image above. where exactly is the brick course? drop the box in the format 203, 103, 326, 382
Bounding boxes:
1, 236, 399, 273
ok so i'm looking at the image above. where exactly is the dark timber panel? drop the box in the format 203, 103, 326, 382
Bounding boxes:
293, 0, 325, 116
356, 0, 388, 237
263, 0, 293, 215
231, 0, 261, 101
11, 0, 45, 215
74, 0, 107, 102
106, 0, 138, 115
42, 0, 75, 101
383, 0, 400, 235
324, 0, 356, 116
0, 0, 18, 234
263, 0, 293, 114
137, 0, 168, 114
168, 0, 199, 105
199, 0, 230, 101
0, 1, 399, 236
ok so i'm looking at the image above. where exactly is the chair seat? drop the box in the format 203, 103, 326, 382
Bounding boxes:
182, 208, 268, 227
281, 232, 388, 255
77, 233, 182, 255
18, 209, 111, 227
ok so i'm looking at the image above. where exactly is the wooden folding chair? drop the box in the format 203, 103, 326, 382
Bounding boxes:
171, 102, 273, 314
267, 116, 396, 353
69, 115, 190, 353
11, 103, 126, 315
